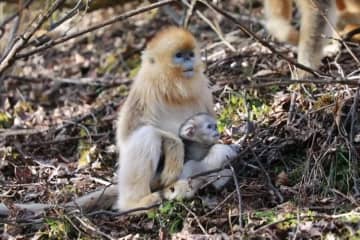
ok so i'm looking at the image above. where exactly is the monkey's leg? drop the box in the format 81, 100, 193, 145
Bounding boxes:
264, 0, 299, 44
295, 0, 335, 77
158, 135, 185, 188
115, 126, 163, 211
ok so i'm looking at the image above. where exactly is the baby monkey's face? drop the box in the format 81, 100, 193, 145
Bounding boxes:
180, 113, 220, 146
195, 118, 220, 145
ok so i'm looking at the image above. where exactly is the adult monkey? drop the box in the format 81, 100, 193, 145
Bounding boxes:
115, 26, 238, 211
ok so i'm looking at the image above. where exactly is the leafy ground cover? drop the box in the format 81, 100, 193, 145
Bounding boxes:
1, 1, 360, 239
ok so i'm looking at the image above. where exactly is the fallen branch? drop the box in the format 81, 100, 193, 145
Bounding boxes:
232, 77, 360, 88
0, 184, 117, 217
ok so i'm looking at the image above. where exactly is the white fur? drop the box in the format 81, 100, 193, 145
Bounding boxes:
116, 126, 162, 210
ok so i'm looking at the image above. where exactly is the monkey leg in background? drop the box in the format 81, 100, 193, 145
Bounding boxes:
295, 0, 335, 77
264, 0, 336, 77
336, 0, 360, 41
264, 0, 299, 45
116, 126, 184, 211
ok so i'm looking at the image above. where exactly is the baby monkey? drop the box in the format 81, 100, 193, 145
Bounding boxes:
161, 113, 239, 200
175, 113, 240, 196
179, 113, 220, 162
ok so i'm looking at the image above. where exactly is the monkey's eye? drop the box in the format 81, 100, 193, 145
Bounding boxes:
207, 124, 212, 129
175, 52, 183, 58
189, 51, 194, 58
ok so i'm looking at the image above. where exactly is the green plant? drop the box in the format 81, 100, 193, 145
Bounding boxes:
218, 92, 270, 133
147, 201, 186, 234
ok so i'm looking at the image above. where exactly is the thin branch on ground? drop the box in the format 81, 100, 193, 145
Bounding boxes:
235, 77, 360, 88
202, 191, 235, 217
251, 149, 284, 203
74, 215, 115, 240
86, 203, 161, 217
178, 202, 208, 236
229, 164, 243, 229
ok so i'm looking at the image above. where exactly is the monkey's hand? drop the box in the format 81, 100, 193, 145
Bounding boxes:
205, 144, 240, 169
159, 137, 185, 187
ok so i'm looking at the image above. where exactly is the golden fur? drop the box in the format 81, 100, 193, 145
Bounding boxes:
336, 0, 360, 41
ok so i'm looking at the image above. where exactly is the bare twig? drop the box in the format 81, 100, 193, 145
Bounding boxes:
201, 190, 235, 217
74, 215, 115, 240
26, 0, 85, 47
199, 0, 322, 77
287, 92, 297, 125
182, 0, 197, 28
0, 0, 34, 39
13, 0, 175, 60
350, 88, 360, 194
178, 202, 208, 236
86, 203, 161, 217
0, 0, 66, 74
232, 77, 360, 88
4, 74, 132, 87
229, 164, 242, 229
22, 133, 108, 147
1, 13, 21, 59
251, 149, 284, 203
49, 0, 84, 30
181, 0, 236, 51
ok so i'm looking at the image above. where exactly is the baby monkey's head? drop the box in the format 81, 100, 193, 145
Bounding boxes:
179, 113, 220, 146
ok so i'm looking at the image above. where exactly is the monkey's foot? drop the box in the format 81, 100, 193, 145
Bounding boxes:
162, 179, 197, 200
114, 192, 162, 214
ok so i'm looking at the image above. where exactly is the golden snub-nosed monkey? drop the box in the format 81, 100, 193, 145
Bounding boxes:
115, 27, 239, 212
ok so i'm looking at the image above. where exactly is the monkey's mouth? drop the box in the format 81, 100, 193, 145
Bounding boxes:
183, 68, 194, 72
183, 68, 194, 77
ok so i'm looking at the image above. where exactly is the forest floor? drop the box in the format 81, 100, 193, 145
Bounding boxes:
1, 1, 360, 239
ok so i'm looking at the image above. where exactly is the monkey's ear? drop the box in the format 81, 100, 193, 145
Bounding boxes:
180, 122, 195, 139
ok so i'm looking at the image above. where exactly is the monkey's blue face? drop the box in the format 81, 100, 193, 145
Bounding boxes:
173, 50, 195, 78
